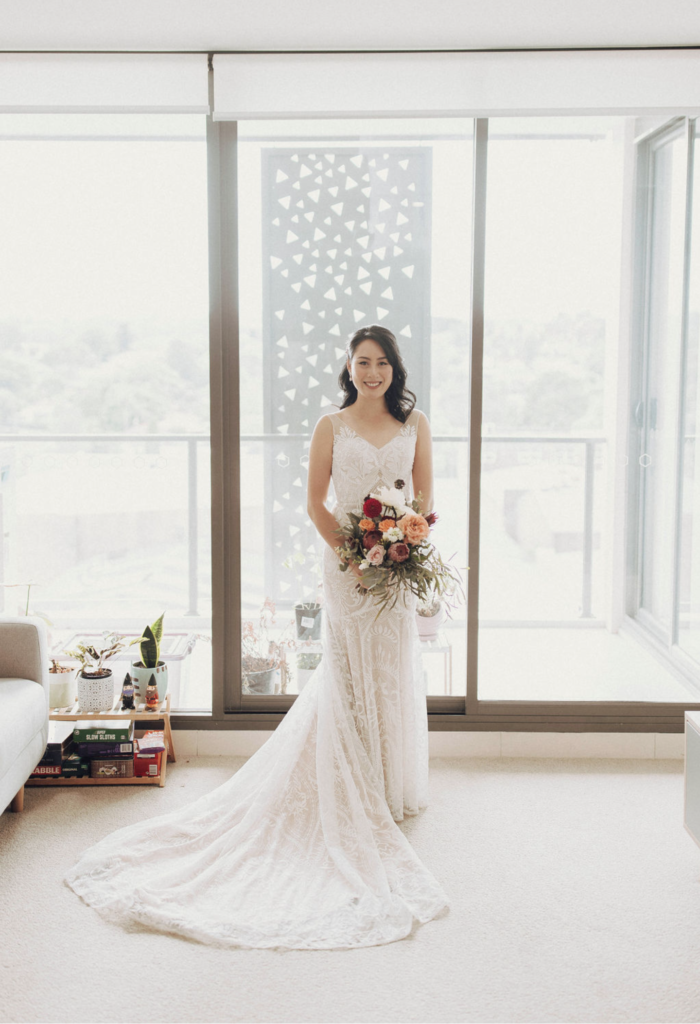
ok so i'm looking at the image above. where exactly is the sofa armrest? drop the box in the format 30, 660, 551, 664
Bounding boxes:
0, 617, 50, 708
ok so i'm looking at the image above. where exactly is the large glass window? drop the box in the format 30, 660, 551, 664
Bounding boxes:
679, 123, 700, 664
478, 116, 695, 702
4, 104, 700, 723
235, 119, 473, 707
0, 113, 212, 711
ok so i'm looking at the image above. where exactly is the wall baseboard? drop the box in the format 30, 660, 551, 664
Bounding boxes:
171, 730, 684, 760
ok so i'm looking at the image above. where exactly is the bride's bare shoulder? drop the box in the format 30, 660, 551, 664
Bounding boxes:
310, 413, 336, 445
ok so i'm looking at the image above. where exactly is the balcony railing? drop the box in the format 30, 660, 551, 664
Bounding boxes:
0, 432, 606, 621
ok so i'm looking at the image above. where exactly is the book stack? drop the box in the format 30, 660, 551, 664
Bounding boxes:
73, 720, 136, 778
29, 721, 76, 778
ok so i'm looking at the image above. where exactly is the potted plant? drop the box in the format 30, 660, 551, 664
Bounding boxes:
130, 612, 168, 703
293, 599, 323, 642
48, 658, 76, 708
242, 598, 298, 695
415, 596, 446, 641
63, 633, 133, 713
296, 651, 322, 692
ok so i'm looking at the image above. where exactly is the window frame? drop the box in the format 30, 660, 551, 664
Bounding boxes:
179, 104, 700, 733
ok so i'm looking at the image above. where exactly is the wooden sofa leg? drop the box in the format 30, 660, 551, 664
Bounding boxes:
10, 786, 24, 812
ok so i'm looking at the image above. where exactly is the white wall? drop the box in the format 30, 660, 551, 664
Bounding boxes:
0, 0, 699, 53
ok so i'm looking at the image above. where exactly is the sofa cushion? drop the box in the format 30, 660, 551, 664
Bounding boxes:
0, 679, 49, 782
0, 622, 44, 686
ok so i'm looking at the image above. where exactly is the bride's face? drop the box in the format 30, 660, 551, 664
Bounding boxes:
347, 339, 393, 401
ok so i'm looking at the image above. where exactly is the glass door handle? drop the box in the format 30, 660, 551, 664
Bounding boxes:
634, 399, 645, 428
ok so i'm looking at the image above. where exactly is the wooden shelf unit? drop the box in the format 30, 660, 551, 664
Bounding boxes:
26, 693, 177, 790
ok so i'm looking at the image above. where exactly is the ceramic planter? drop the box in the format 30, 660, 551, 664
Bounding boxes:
297, 669, 316, 692
130, 661, 169, 703
49, 666, 78, 708
77, 670, 115, 713
243, 666, 277, 695
416, 605, 445, 641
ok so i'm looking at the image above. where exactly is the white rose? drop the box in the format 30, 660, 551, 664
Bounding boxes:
370, 486, 414, 517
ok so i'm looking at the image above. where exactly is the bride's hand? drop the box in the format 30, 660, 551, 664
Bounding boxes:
347, 560, 371, 590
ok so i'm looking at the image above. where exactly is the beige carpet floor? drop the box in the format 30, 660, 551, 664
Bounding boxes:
1, 756, 700, 1024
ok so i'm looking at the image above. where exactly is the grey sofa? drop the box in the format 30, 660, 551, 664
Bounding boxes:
0, 617, 50, 813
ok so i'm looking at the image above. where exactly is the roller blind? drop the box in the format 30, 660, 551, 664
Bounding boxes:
213, 49, 700, 119
0, 54, 209, 113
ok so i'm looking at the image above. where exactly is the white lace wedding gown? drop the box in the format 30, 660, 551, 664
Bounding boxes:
64, 406, 449, 949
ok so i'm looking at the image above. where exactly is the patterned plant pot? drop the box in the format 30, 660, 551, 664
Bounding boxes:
130, 661, 169, 703
416, 605, 445, 641
77, 670, 115, 713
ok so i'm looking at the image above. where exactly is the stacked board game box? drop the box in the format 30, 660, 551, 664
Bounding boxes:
72, 720, 136, 778
29, 721, 76, 778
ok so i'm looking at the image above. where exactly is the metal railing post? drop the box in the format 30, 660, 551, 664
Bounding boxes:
581, 439, 595, 618
186, 439, 199, 617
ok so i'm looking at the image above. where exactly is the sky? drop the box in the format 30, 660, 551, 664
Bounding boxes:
0, 112, 625, 341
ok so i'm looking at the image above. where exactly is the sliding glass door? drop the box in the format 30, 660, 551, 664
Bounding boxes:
231, 118, 473, 711
636, 123, 689, 643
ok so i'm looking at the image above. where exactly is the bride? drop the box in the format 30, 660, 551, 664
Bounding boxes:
64, 324, 449, 950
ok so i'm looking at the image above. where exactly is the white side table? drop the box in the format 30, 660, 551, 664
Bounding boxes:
419, 630, 453, 695
685, 711, 700, 850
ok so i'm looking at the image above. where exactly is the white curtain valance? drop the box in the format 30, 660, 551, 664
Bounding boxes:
213, 49, 700, 119
0, 54, 209, 113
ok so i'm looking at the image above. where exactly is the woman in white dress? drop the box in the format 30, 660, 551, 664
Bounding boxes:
64, 325, 449, 950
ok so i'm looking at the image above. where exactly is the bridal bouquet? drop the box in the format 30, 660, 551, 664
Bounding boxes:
334, 478, 463, 616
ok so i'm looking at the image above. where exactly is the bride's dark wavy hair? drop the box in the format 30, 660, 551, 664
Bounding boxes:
338, 325, 417, 424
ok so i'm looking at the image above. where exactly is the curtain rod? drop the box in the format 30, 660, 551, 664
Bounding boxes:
0, 45, 699, 56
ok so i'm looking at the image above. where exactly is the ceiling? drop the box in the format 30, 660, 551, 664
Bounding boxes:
1, 0, 699, 53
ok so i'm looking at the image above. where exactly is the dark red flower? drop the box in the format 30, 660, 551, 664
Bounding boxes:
425, 511, 439, 527
363, 497, 382, 518
362, 530, 383, 550
387, 542, 410, 563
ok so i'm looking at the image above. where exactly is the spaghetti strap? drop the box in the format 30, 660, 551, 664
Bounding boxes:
327, 411, 343, 436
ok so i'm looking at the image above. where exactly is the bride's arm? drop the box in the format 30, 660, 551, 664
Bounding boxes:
412, 411, 434, 513
306, 415, 346, 553
307, 416, 369, 588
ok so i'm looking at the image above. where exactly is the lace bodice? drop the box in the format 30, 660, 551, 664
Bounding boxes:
328, 408, 420, 522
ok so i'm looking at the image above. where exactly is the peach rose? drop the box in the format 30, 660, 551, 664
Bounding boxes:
359, 518, 376, 532
397, 512, 430, 544
378, 518, 397, 532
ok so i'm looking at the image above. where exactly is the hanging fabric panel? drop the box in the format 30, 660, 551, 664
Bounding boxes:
213, 50, 700, 119
0, 54, 209, 113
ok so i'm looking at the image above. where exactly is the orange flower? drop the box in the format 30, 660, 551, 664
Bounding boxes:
359, 518, 376, 532
378, 518, 397, 532
396, 512, 430, 544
